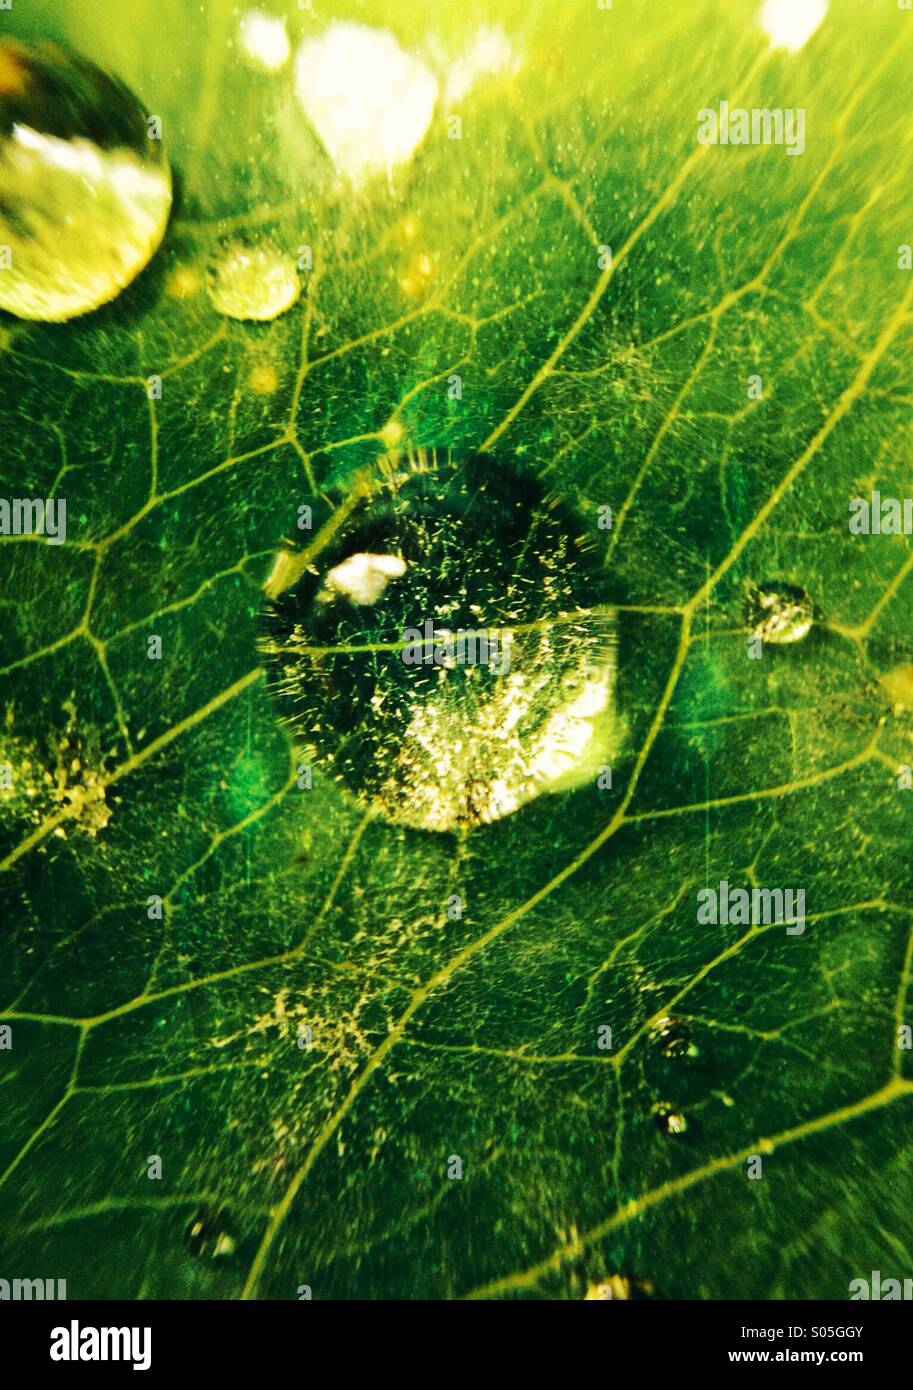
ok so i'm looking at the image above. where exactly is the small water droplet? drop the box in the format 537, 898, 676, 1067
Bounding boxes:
653, 1104, 687, 1135
0, 39, 172, 322
206, 236, 300, 321
747, 581, 813, 645
186, 1208, 236, 1259
649, 1015, 695, 1058
262, 448, 626, 832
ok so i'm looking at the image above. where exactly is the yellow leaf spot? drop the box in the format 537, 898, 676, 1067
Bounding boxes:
380, 418, 404, 447
248, 362, 280, 395
880, 662, 913, 712
397, 250, 437, 298
166, 266, 201, 300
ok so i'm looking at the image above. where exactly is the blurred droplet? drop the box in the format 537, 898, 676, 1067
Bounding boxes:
294, 22, 437, 186
759, 0, 828, 52
443, 25, 521, 105
238, 10, 291, 74
748, 582, 813, 645
0, 39, 172, 322
206, 236, 300, 321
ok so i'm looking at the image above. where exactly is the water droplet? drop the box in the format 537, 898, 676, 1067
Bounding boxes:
207, 236, 300, 321
653, 1104, 687, 1135
186, 1209, 236, 1260
0, 39, 172, 322
649, 1015, 695, 1058
262, 448, 626, 833
747, 581, 813, 645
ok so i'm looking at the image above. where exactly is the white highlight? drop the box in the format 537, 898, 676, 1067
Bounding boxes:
320, 553, 407, 606
12, 124, 166, 199
239, 10, 291, 73
759, 0, 828, 52
295, 22, 438, 185
444, 25, 521, 104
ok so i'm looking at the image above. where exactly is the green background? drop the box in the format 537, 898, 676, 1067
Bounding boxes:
1, 0, 912, 1298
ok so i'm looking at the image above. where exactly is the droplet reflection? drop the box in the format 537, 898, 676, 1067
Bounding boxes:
0, 39, 172, 322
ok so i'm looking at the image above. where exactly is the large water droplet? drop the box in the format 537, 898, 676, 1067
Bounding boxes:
206, 236, 300, 321
262, 448, 626, 833
0, 39, 172, 322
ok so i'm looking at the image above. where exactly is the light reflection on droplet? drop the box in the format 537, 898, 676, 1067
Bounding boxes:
759, 0, 828, 52
207, 237, 300, 321
0, 39, 172, 322
294, 22, 438, 186
238, 10, 291, 74
748, 582, 814, 646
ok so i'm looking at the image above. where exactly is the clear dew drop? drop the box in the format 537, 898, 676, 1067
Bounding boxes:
206, 236, 300, 321
747, 581, 814, 646
262, 448, 627, 833
0, 39, 172, 322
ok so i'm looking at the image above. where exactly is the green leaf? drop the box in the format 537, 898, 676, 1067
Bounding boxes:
1, 0, 913, 1300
